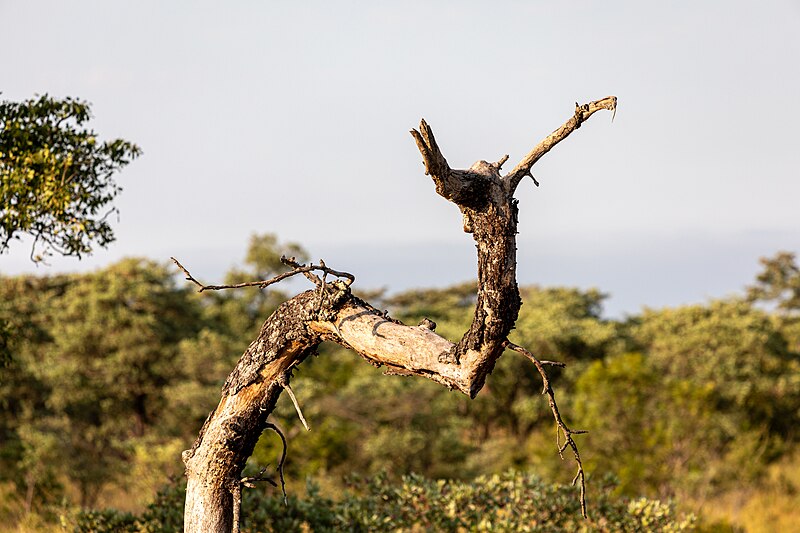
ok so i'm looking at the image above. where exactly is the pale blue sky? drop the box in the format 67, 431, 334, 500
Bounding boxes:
1, 1, 799, 316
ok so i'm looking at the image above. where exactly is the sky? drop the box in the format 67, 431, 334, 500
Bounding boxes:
1, 1, 799, 317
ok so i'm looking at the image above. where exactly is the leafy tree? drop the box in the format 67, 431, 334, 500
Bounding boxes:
748, 251, 800, 354
748, 251, 800, 313
0, 234, 312, 516
561, 298, 800, 505
0, 273, 69, 505
386, 282, 476, 341
513, 286, 616, 362
573, 352, 725, 500
0, 259, 204, 508
631, 300, 800, 438
0, 94, 140, 261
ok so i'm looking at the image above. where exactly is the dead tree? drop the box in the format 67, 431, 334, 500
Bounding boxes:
176, 97, 617, 532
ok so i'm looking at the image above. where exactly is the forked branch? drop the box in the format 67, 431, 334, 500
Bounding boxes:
409, 118, 450, 182
504, 340, 588, 518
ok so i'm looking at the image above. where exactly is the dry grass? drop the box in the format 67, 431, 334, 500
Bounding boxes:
694, 452, 800, 532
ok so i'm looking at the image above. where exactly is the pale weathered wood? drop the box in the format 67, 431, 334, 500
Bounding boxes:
182, 291, 321, 533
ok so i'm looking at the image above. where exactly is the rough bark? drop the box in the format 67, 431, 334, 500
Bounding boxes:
182, 291, 322, 533
181, 97, 616, 532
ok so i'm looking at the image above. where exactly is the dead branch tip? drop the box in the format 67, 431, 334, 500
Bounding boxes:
506, 95, 617, 195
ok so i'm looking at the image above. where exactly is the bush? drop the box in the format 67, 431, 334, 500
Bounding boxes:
73, 471, 694, 532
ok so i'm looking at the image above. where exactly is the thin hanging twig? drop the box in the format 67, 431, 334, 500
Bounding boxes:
503, 340, 588, 518
263, 422, 288, 505
277, 375, 310, 431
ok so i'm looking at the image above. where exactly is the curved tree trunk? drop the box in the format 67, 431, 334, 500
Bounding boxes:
180, 97, 617, 532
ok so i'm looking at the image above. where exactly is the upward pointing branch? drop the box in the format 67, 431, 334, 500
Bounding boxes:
410, 120, 493, 209
411, 118, 487, 207
505, 96, 617, 193
410, 118, 451, 182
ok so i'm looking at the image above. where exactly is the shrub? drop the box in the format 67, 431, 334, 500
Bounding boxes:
73, 470, 694, 532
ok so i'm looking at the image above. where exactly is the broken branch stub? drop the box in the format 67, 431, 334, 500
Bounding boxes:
181, 97, 616, 531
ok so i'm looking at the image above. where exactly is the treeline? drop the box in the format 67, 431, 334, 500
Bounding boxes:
1, 235, 799, 531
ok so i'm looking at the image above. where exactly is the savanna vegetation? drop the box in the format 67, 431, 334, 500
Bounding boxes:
1, 235, 798, 531
3, 94, 799, 531
0, 94, 140, 262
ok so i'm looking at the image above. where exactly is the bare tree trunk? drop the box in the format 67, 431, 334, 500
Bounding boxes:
180, 97, 617, 532
182, 292, 321, 533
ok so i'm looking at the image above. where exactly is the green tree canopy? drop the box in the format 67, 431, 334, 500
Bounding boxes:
0, 259, 204, 508
748, 251, 800, 313
0, 94, 140, 261
631, 299, 799, 434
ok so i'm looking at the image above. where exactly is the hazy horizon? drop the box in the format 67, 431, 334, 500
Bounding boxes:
2, 1, 798, 318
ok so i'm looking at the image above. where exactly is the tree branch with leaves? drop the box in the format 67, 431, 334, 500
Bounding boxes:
0, 94, 140, 262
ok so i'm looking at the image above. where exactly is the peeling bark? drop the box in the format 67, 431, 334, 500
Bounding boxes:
182, 291, 322, 533
181, 97, 616, 532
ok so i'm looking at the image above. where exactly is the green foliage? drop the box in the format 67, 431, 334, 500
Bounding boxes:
747, 251, 800, 358
386, 281, 475, 342
3, 243, 800, 531
573, 353, 725, 498
0, 94, 140, 261
334, 471, 694, 532
0, 316, 12, 368
0, 234, 311, 516
72, 471, 694, 532
236, 233, 309, 282
512, 286, 617, 362
0, 259, 204, 508
73, 509, 139, 533
569, 298, 800, 500
748, 251, 800, 313
73, 480, 184, 533
471, 286, 617, 443
631, 300, 800, 438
